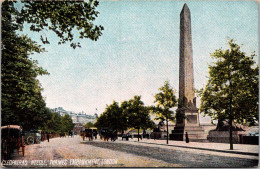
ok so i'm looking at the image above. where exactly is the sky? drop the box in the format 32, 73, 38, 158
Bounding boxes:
19, 0, 258, 123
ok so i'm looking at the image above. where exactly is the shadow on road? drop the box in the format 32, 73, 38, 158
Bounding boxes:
81, 141, 258, 168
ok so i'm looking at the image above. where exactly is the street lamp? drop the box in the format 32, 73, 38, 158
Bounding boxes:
227, 71, 234, 150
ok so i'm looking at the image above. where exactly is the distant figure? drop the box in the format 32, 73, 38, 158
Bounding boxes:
47, 132, 50, 142
69, 131, 73, 137
111, 131, 117, 142
93, 131, 97, 140
185, 132, 189, 143
143, 130, 146, 139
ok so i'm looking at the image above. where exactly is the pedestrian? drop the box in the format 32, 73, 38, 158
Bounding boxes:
143, 130, 147, 139
47, 132, 50, 142
185, 132, 189, 143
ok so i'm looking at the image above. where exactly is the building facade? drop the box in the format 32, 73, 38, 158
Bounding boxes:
53, 107, 97, 125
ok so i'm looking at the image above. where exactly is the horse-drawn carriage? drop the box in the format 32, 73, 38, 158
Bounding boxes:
1, 125, 25, 160
99, 128, 117, 141
92, 129, 98, 139
23, 130, 41, 145
81, 129, 93, 141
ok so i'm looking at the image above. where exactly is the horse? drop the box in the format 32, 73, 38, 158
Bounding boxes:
85, 131, 93, 141
103, 132, 110, 141
60, 132, 66, 138
80, 131, 85, 141
93, 131, 97, 140
103, 131, 117, 142
99, 129, 108, 140
110, 131, 117, 141
82, 129, 93, 141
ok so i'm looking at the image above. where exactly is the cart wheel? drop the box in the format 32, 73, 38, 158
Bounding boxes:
27, 136, 34, 145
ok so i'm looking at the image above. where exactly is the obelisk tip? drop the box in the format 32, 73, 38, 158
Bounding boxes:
181, 3, 190, 14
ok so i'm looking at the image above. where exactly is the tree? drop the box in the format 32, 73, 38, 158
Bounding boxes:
61, 114, 74, 133
84, 122, 94, 128
119, 101, 131, 134
128, 96, 154, 141
34, 107, 52, 130
95, 101, 128, 133
43, 112, 62, 133
3, 1, 104, 48
105, 101, 121, 132
1, 0, 104, 130
153, 81, 178, 144
200, 40, 259, 150
94, 97, 154, 140
94, 112, 109, 130
1, 3, 49, 129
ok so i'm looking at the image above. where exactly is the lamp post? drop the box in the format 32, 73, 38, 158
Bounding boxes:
227, 70, 234, 150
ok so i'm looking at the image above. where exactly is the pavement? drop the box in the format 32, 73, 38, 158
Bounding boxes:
123, 137, 259, 157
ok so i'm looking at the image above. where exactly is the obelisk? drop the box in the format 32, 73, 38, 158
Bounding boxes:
172, 4, 205, 141
178, 3, 195, 110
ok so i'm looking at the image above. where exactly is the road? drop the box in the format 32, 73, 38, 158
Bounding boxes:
84, 140, 258, 167
3, 135, 258, 167
4, 136, 180, 167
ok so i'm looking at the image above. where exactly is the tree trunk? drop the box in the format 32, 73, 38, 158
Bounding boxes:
229, 113, 233, 150
166, 118, 169, 144
229, 116, 233, 150
138, 128, 140, 142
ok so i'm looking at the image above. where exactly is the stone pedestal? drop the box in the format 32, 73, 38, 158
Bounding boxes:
171, 126, 207, 141
176, 107, 199, 127
151, 131, 167, 140
172, 107, 206, 141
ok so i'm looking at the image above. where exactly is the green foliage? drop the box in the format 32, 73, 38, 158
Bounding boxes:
153, 81, 178, 122
94, 101, 128, 132
1, 0, 103, 130
94, 111, 109, 129
1, 2, 49, 130
110, 101, 127, 131
42, 113, 74, 133
200, 40, 259, 126
4, 0, 104, 48
61, 114, 74, 132
153, 81, 178, 144
43, 112, 62, 132
84, 122, 94, 128
120, 101, 129, 125
127, 96, 154, 141
94, 97, 154, 134
127, 96, 154, 130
